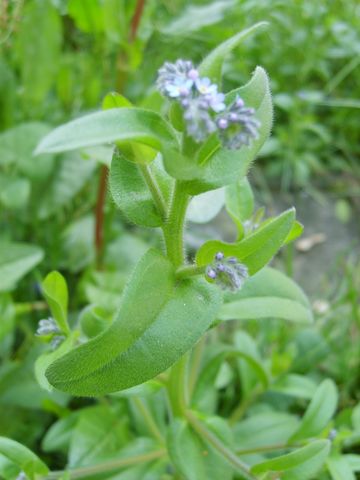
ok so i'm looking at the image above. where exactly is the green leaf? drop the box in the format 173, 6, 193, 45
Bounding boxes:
102, 92, 132, 109
283, 221, 304, 245
199, 22, 269, 84
167, 419, 232, 480
327, 456, 356, 480
110, 150, 171, 227
251, 439, 330, 479
196, 208, 295, 275
35, 108, 178, 155
270, 374, 318, 400
187, 188, 225, 224
0, 178, 30, 210
45, 249, 221, 395
35, 334, 78, 391
219, 267, 313, 324
344, 454, 360, 472
42, 271, 69, 334
68, 405, 129, 467
68, 0, 104, 33
0, 122, 54, 180
160, 0, 235, 36
79, 304, 113, 339
234, 331, 270, 389
234, 412, 299, 450
15, 0, 62, 107
0, 242, 44, 292
225, 177, 254, 237
0, 436, 48, 480
42, 413, 79, 453
35, 151, 96, 220
170, 67, 273, 193
289, 379, 338, 442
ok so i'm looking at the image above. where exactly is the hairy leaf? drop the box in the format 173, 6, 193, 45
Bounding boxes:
46, 249, 221, 395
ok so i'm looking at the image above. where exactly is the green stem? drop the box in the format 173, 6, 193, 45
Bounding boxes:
229, 385, 263, 426
138, 163, 167, 219
163, 181, 190, 267
188, 335, 206, 399
176, 264, 205, 280
167, 353, 189, 417
236, 443, 299, 456
132, 397, 165, 444
185, 410, 256, 480
15, 301, 48, 315
40, 449, 166, 479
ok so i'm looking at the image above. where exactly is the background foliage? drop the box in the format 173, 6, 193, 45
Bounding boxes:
0, 0, 359, 479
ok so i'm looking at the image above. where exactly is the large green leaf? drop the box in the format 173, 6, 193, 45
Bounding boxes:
0, 122, 54, 180
251, 439, 330, 479
15, 0, 62, 107
42, 271, 69, 334
234, 412, 299, 451
35, 151, 96, 220
219, 267, 313, 324
167, 418, 233, 480
0, 243, 44, 292
327, 456, 357, 480
0, 437, 48, 480
181, 66, 273, 194
289, 379, 338, 442
110, 150, 172, 228
45, 249, 221, 395
68, 405, 129, 467
35, 108, 178, 155
196, 209, 295, 275
199, 22, 268, 84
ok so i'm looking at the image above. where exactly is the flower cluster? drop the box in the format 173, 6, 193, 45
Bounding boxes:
156, 59, 260, 147
205, 252, 248, 292
36, 317, 65, 350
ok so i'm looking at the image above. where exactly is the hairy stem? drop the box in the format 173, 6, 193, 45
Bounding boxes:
167, 353, 189, 417
41, 449, 165, 480
139, 163, 167, 219
94, 164, 108, 269
176, 264, 205, 279
185, 410, 256, 480
132, 397, 165, 444
163, 181, 190, 267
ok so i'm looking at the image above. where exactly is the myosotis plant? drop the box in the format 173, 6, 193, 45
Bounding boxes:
3, 24, 343, 480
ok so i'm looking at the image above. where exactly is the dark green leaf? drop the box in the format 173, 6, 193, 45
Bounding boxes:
46, 249, 221, 395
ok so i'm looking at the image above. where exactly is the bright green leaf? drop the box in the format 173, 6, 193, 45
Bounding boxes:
196, 209, 296, 275
42, 271, 69, 334
35, 108, 178, 155
290, 379, 338, 442
0, 437, 48, 480
199, 22, 269, 84
251, 439, 330, 479
327, 456, 356, 480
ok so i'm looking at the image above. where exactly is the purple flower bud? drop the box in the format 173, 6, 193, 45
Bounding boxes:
215, 252, 224, 261
235, 97, 245, 108
206, 267, 217, 279
217, 118, 228, 129
229, 112, 239, 122
188, 68, 199, 80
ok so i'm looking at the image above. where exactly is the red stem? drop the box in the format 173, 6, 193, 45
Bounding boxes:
94, 0, 147, 268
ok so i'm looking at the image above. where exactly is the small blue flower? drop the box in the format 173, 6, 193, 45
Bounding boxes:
157, 59, 196, 98
207, 92, 226, 113
206, 252, 248, 292
216, 95, 261, 150
36, 317, 60, 336
182, 96, 217, 142
195, 77, 218, 96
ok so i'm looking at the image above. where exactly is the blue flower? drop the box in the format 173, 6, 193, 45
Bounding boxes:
195, 77, 218, 96
182, 96, 217, 142
205, 252, 248, 292
216, 96, 261, 150
157, 60, 197, 98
